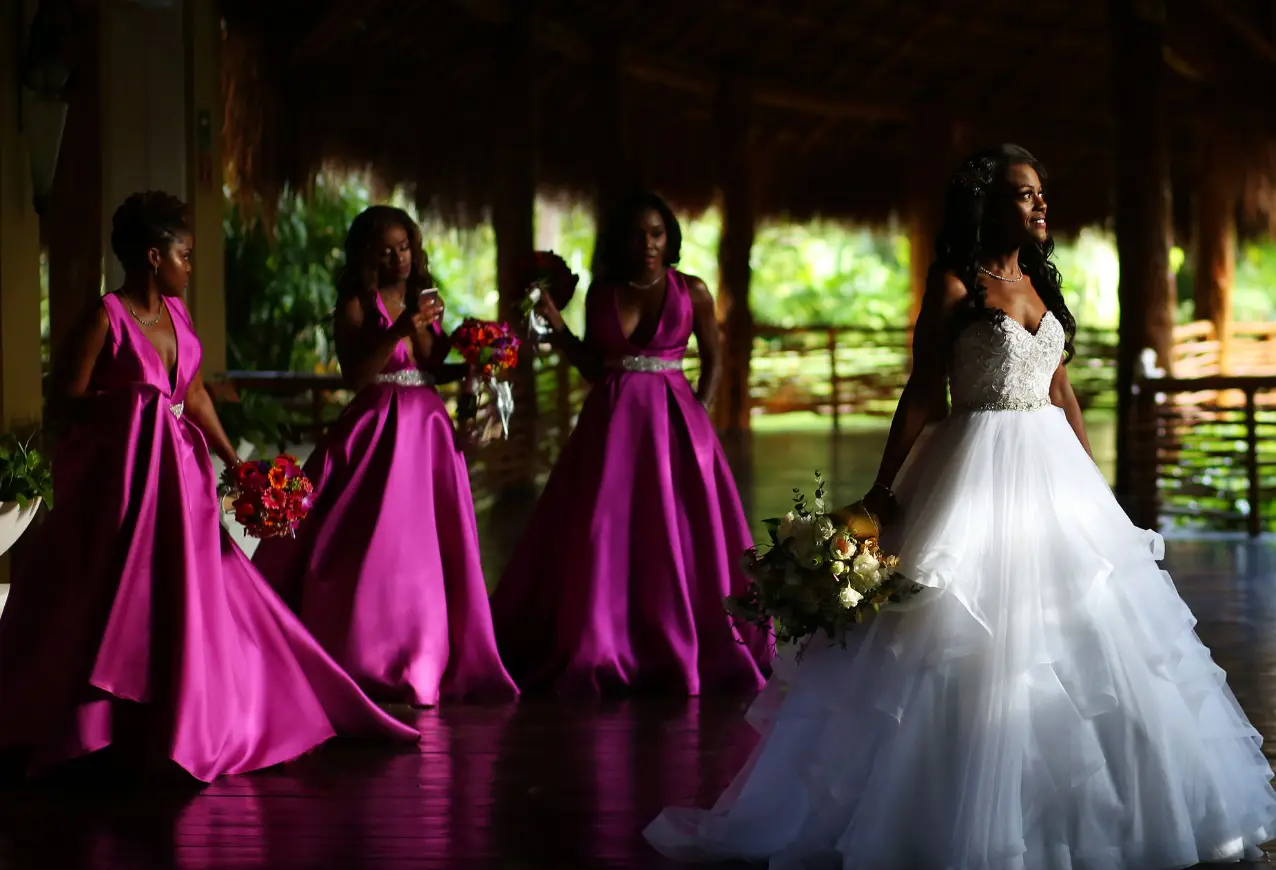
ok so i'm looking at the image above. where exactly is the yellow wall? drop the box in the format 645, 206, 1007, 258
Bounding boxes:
184, 0, 226, 376
99, 0, 226, 371
0, 0, 48, 583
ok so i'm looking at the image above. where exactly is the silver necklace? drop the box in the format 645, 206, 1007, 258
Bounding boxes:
978, 265, 1023, 283
126, 297, 162, 327
628, 273, 664, 289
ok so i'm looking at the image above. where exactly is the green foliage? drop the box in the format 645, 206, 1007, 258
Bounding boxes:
1234, 242, 1276, 322
749, 223, 911, 329
0, 432, 53, 509
224, 173, 373, 373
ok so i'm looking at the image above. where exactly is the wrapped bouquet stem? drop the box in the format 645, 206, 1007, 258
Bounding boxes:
516, 251, 579, 348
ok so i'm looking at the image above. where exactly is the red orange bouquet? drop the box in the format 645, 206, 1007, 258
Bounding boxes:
449, 318, 521, 378
449, 319, 519, 441
221, 455, 314, 539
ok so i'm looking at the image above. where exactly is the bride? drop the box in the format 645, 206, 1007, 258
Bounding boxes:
644, 144, 1276, 869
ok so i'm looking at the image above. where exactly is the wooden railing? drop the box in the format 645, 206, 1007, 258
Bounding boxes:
216, 322, 1276, 536
215, 324, 1119, 496
1128, 374, 1276, 537
1170, 320, 1276, 378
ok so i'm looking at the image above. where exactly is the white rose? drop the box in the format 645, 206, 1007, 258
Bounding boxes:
813, 497, 826, 514
814, 516, 835, 542
839, 585, 863, 609
778, 512, 797, 541
852, 552, 882, 584
831, 533, 855, 559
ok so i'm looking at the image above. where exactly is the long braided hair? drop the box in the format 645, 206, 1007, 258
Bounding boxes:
931, 144, 1077, 362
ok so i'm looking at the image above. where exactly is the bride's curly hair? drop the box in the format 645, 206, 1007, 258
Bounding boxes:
931, 144, 1076, 363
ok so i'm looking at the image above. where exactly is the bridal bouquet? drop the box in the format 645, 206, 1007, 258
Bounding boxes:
221, 454, 314, 539
450, 318, 521, 439
517, 251, 578, 343
725, 471, 920, 660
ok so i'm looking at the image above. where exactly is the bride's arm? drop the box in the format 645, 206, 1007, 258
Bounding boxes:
1050, 362, 1094, 460
864, 272, 968, 510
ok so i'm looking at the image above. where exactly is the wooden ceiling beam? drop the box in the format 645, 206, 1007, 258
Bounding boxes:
448, 0, 909, 122
1204, 0, 1276, 65
797, 2, 961, 154
291, 0, 392, 63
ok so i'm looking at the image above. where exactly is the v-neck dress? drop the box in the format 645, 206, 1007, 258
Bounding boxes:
491, 270, 772, 696
0, 293, 418, 782
253, 293, 517, 706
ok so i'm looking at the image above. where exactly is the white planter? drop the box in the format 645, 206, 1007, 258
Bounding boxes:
0, 499, 41, 558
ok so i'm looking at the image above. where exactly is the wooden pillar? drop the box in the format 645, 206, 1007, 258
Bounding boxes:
184, 0, 226, 376
906, 193, 936, 327
1111, 0, 1175, 514
490, 13, 537, 499
47, 0, 102, 361
1193, 100, 1238, 373
100, 0, 187, 289
906, 121, 967, 327
591, 41, 633, 232
1, 0, 48, 584
712, 70, 755, 433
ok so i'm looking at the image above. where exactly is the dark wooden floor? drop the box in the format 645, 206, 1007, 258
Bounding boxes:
0, 539, 1273, 869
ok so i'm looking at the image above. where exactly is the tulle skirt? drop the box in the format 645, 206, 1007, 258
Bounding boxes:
645, 406, 1276, 870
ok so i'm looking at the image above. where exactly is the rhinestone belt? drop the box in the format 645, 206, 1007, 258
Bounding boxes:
374, 370, 436, 387
606, 356, 683, 373
955, 397, 1052, 413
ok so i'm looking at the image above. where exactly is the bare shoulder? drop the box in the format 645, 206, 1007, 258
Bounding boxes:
336, 292, 367, 328
78, 297, 111, 341
933, 270, 971, 309
680, 273, 713, 305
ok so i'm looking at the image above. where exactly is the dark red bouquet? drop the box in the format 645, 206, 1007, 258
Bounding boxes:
517, 250, 578, 312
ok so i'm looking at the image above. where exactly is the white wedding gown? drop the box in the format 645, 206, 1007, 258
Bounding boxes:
645, 311, 1276, 869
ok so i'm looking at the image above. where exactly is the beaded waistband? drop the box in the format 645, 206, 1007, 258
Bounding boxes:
374, 370, 436, 387
169, 402, 185, 419
954, 397, 1052, 413
606, 356, 683, 373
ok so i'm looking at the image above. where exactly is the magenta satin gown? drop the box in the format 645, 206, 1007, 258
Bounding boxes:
253, 294, 517, 707
491, 270, 772, 696
0, 293, 418, 782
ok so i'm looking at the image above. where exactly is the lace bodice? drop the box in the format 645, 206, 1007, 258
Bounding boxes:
949, 311, 1064, 412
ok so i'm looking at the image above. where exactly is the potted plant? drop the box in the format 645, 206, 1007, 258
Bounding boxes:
0, 432, 52, 557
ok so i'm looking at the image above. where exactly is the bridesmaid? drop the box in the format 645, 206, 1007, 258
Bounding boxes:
0, 191, 418, 782
491, 191, 772, 696
253, 205, 517, 707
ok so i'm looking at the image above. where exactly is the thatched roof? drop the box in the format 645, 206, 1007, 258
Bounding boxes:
220, 0, 1276, 236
